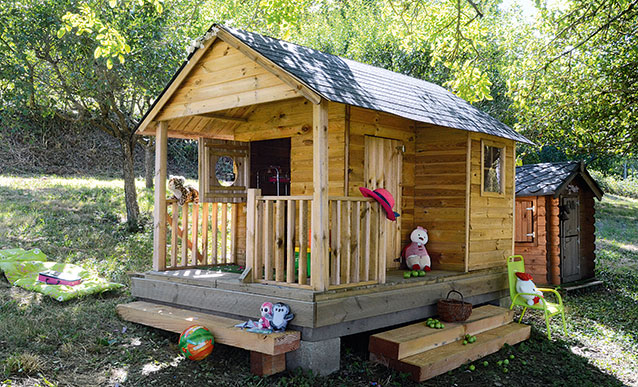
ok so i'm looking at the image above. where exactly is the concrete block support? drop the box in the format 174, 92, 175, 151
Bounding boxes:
286, 337, 341, 376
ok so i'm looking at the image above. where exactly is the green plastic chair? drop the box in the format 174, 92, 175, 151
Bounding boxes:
507, 255, 566, 339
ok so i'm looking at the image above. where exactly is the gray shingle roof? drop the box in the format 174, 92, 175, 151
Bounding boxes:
516, 161, 603, 199
223, 26, 532, 144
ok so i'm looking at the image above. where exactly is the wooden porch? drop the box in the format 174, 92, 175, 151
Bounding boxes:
129, 265, 509, 341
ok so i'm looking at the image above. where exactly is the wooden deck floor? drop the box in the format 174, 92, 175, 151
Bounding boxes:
142, 268, 480, 301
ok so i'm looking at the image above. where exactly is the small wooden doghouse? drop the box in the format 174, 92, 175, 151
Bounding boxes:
514, 161, 603, 285
120, 24, 533, 374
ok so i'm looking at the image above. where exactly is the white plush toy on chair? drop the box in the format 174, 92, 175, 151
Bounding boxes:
515, 272, 543, 306
403, 226, 431, 271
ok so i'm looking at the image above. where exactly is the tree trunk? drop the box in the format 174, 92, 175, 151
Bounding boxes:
144, 139, 155, 189
121, 137, 140, 230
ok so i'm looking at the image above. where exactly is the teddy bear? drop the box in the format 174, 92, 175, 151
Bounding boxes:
402, 226, 431, 271
514, 272, 544, 306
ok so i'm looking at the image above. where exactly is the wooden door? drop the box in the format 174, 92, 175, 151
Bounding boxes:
364, 136, 403, 268
560, 196, 580, 282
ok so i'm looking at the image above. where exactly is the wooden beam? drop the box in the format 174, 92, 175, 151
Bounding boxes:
197, 112, 248, 122
311, 99, 330, 291
216, 28, 322, 105
116, 301, 300, 356
153, 121, 168, 271
156, 84, 299, 122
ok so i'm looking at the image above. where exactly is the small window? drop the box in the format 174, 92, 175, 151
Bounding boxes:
482, 143, 505, 194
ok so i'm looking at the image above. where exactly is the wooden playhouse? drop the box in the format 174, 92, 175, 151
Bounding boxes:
514, 161, 603, 285
117, 24, 534, 377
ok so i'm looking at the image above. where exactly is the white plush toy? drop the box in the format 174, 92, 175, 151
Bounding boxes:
402, 226, 431, 271
515, 272, 544, 306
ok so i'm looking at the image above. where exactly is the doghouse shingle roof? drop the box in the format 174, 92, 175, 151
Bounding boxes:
516, 161, 603, 199
224, 26, 532, 144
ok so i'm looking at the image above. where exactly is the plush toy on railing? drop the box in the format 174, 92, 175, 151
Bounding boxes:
515, 272, 544, 306
168, 175, 199, 205
402, 226, 431, 272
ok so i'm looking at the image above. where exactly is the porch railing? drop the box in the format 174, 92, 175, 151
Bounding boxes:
245, 189, 387, 290
163, 198, 238, 269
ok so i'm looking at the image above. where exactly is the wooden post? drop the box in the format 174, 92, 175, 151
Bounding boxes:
311, 99, 330, 291
246, 189, 260, 278
153, 121, 168, 271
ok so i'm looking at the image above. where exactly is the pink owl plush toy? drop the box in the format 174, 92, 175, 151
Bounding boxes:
258, 302, 273, 329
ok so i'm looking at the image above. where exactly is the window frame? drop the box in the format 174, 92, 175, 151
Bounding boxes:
480, 139, 506, 197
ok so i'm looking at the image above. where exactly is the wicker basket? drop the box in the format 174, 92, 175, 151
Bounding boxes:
437, 290, 472, 322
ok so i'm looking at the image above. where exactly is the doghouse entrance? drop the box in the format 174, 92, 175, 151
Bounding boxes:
250, 138, 291, 196
560, 195, 580, 282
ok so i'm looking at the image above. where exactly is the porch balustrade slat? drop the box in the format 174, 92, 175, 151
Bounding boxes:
352, 201, 361, 284
211, 203, 218, 264
202, 203, 209, 265
363, 202, 371, 282
263, 200, 273, 281
370, 203, 378, 281
230, 203, 238, 264
181, 204, 188, 266
286, 200, 296, 284
191, 204, 199, 266
254, 199, 263, 281
221, 203, 228, 264
275, 200, 285, 282
171, 202, 178, 268
340, 201, 351, 284
330, 201, 339, 285
298, 200, 308, 285
378, 208, 387, 284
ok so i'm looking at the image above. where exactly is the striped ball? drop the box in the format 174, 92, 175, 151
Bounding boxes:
179, 325, 214, 361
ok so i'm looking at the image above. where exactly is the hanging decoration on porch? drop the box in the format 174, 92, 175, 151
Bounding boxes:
402, 226, 432, 272
514, 272, 544, 306
359, 187, 400, 221
234, 302, 295, 333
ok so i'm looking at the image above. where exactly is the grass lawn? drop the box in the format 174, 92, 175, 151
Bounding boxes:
1, 176, 636, 386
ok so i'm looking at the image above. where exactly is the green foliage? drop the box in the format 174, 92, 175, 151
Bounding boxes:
590, 171, 638, 198
506, 0, 638, 158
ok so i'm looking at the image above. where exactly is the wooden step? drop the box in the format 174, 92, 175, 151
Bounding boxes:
116, 301, 300, 356
369, 305, 514, 360
372, 323, 531, 382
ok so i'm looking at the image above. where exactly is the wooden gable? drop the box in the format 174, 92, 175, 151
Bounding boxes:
157, 40, 300, 123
